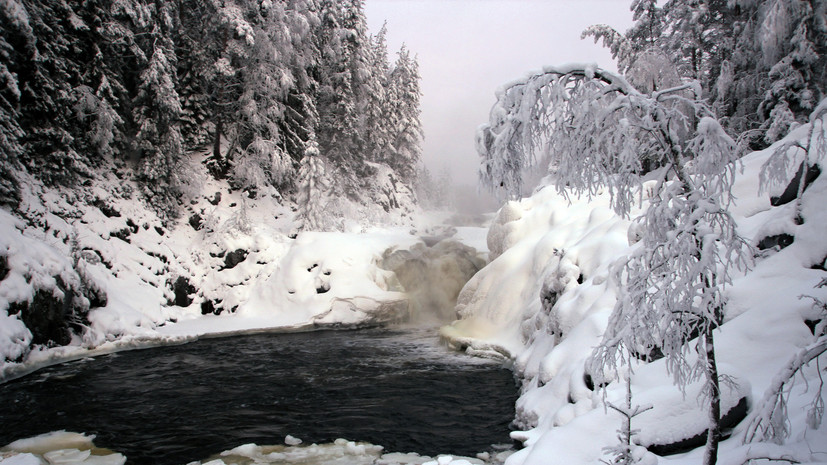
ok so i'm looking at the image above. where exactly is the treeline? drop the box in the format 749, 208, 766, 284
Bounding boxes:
584, 0, 826, 149
0, 0, 422, 219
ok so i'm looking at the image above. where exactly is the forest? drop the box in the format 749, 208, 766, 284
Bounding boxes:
0, 0, 423, 226
1, 1, 827, 465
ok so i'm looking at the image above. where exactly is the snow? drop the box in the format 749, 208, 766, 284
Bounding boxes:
0, 431, 125, 465
0, 151, 444, 381
443, 108, 827, 465
3, 107, 827, 465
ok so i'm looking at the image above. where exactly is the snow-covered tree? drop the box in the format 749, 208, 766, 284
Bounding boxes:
0, 0, 416, 216
586, 0, 826, 150
315, 0, 360, 177
388, 45, 423, 179
478, 64, 751, 465
133, 33, 186, 218
363, 23, 393, 163
296, 137, 333, 231
0, 0, 29, 206
757, 0, 827, 143
744, 278, 827, 444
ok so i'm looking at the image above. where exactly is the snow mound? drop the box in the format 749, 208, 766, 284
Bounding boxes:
0, 431, 125, 465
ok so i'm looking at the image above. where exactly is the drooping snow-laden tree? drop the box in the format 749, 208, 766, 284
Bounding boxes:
743, 280, 827, 445
478, 64, 751, 465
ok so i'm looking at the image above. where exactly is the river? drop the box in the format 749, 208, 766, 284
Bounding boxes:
0, 328, 518, 464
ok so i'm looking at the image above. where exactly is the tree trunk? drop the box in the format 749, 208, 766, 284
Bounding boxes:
213, 117, 222, 160
704, 327, 721, 465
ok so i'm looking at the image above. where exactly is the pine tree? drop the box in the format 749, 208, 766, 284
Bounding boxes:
297, 137, 332, 231
0, 0, 29, 206
133, 23, 186, 218
231, 2, 296, 196
758, 0, 827, 143
363, 22, 392, 163
315, 0, 361, 187
388, 45, 423, 180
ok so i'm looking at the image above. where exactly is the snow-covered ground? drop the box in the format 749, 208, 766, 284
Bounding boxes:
0, 150, 467, 382
3, 124, 827, 465
441, 114, 827, 464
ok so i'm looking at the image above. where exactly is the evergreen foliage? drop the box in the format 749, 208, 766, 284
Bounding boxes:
0, 0, 423, 221
582, 0, 827, 151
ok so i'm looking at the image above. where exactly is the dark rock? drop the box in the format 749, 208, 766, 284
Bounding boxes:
86, 284, 107, 310
208, 192, 222, 206
170, 276, 196, 307
632, 346, 665, 362
0, 255, 8, 281
771, 162, 821, 206
126, 218, 139, 234
154, 226, 165, 236
147, 251, 168, 264
189, 213, 203, 231
584, 373, 594, 391
92, 199, 121, 218
646, 397, 749, 456
17, 286, 73, 346
223, 249, 248, 270
199, 298, 224, 315
805, 319, 822, 335
757, 233, 794, 251
316, 283, 330, 294
110, 228, 131, 243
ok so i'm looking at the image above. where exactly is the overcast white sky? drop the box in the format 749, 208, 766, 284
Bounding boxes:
364, 0, 635, 186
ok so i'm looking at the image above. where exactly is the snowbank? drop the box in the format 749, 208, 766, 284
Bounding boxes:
0, 151, 449, 381
442, 117, 827, 464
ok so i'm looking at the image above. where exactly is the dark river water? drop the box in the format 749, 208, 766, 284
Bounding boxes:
0, 328, 518, 464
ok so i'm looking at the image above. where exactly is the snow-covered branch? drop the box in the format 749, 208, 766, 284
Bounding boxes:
477, 64, 709, 209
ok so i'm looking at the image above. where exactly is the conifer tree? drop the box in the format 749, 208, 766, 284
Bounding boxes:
364, 23, 392, 163
133, 23, 186, 218
297, 137, 332, 231
388, 45, 423, 179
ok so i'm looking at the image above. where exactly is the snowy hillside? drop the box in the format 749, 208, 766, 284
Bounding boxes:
0, 149, 435, 381
442, 109, 827, 464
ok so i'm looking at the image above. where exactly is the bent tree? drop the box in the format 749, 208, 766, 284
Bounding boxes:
477, 64, 750, 465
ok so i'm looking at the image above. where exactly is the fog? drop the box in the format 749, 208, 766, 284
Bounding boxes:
365, 0, 634, 211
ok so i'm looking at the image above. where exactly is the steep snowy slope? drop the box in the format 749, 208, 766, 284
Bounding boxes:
442, 111, 827, 464
0, 150, 429, 381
